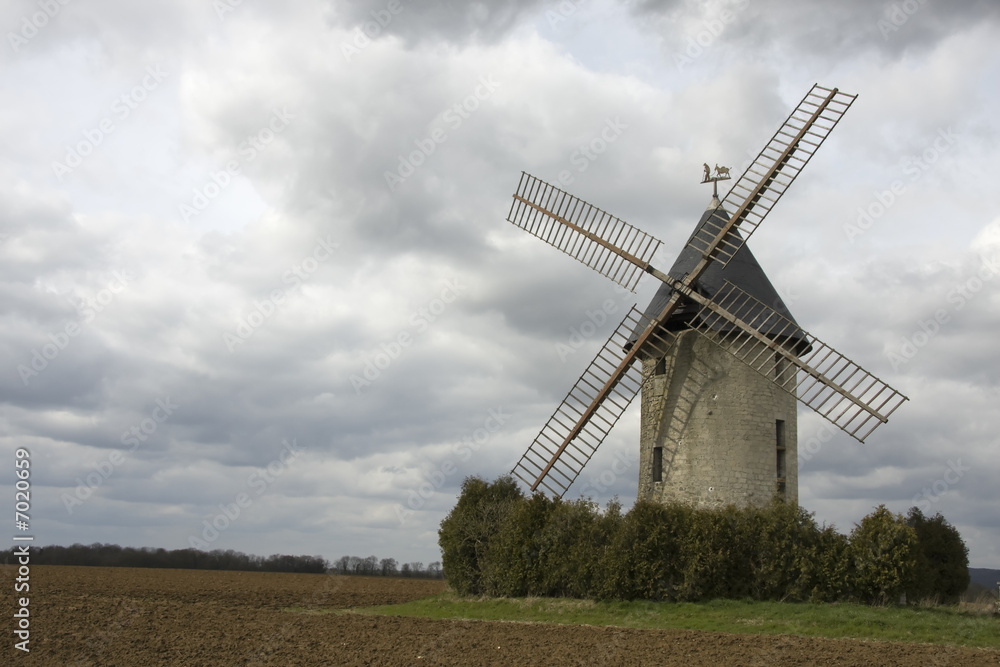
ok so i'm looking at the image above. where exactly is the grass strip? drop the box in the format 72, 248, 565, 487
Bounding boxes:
340, 591, 999, 649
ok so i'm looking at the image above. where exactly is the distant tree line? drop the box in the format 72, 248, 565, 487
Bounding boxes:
2, 543, 441, 578
5, 544, 328, 573
439, 476, 971, 605
329, 555, 443, 579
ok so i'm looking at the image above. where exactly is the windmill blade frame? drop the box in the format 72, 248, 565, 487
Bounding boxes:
687, 84, 857, 269
675, 278, 908, 442
507, 172, 663, 292
512, 305, 677, 496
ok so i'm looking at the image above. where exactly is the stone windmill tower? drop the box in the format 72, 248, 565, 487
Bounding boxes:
503, 84, 908, 507
633, 192, 806, 509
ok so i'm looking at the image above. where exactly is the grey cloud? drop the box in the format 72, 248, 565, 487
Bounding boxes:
631, 0, 1000, 60
328, 0, 549, 46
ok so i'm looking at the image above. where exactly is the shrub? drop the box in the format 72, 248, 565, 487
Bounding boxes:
482, 491, 554, 596
438, 475, 522, 595
849, 505, 917, 604
597, 500, 691, 601
534, 497, 614, 598
808, 526, 853, 602
676, 504, 756, 601
905, 507, 970, 604
439, 477, 966, 607
747, 500, 823, 601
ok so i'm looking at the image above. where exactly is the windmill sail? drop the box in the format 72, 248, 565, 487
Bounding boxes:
512, 307, 675, 496
506, 83, 903, 500
687, 85, 857, 268
507, 173, 663, 292
682, 279, 907, 441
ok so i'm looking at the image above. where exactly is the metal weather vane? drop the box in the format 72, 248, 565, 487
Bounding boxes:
702, 162, 732, 197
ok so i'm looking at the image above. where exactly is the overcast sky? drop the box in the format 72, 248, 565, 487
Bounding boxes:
2, 0, 998, 569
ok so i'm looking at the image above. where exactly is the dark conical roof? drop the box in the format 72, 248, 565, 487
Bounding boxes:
629, 197, 808, 354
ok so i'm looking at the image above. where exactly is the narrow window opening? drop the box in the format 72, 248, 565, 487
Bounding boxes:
775, 419, 787, 497
774, 352, 790, 385
652, 446, 663, 483
654, 356, 666, 376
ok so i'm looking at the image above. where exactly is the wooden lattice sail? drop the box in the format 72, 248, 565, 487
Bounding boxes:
506, 84, 907, 498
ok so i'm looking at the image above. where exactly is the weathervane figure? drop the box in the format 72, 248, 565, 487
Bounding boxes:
701, 161, 732, 197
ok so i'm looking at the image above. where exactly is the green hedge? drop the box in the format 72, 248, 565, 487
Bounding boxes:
439, 476, 969, 605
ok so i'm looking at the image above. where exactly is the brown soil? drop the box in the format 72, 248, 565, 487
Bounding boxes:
4, 565, 998, 666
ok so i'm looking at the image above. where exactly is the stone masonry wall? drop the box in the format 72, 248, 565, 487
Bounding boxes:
637, 329, 798, 508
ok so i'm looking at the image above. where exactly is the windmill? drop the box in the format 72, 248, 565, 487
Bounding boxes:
504, 84, 908, 507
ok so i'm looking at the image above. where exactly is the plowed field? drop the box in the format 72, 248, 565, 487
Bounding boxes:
4, 565, 999, 666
